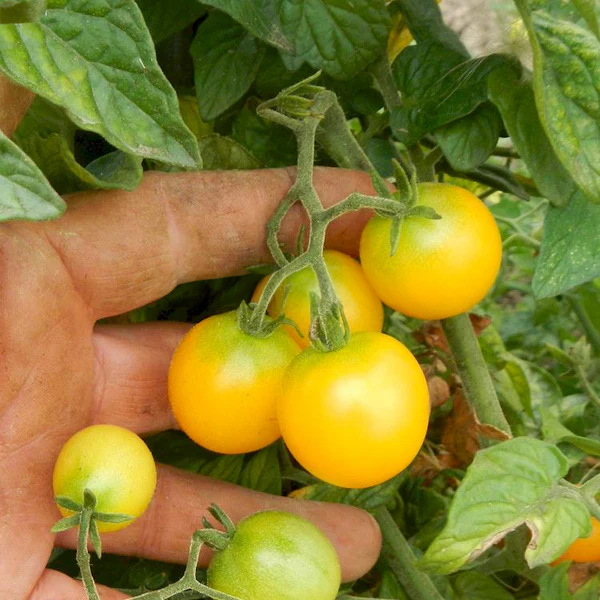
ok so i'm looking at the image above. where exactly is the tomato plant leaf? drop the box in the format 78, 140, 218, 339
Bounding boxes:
0, 0, 201, 168
201, 0, 292, 53
239, 444, 281, 495
146, 431, 245, 484
420, 437, 591, 574
488, 65, 578, 208
135, 0, 206, 43
0, 129, 65, 222
451, 572, 513, 600
435, 102, 502, 172
191, 12, 266, 121
275, 0, 391, 80
541, 406, 600, 457
232, 103, 297, 167
515, 0, 600, 203
14, 98, 143, 194
536, 562, 600, 600
532, 192, 600, 298
290, 474, 402, 511
391, 43, 508, 145
198, 134, 261, 170
395, 0, 468, 56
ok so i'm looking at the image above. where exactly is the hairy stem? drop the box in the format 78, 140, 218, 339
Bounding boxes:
568, 295, 600, 357
442, 315, 512, 435
375, 507, 444, 600
77, 510, 100, 600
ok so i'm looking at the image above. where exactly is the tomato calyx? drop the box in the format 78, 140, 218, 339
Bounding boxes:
308, 293, 350, 353
193, 504, 237, 552
236, 300, 302, 340
52, 489, 134, 541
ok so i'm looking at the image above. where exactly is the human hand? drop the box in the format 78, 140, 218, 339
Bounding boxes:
1, 86, 382, 598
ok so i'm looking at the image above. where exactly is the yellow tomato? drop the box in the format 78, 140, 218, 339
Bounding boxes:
251, 250, 383, 348
360, 183, 502, 320
168, 311, 300, 454
53, 424, 157, 532
553, 517, 600, 564
277, 332, 430, 488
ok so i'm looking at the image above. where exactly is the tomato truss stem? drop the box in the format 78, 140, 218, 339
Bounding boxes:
248, 78, 405, 351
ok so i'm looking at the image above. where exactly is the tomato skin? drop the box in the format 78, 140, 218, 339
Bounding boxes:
208, 510, 341, 600
251, 250, 383, 348
553, 517, 600, 564
359, 183, 502, 320
168, 311, 300, 454
52, 424, 157, 532
277, 332, 430, 489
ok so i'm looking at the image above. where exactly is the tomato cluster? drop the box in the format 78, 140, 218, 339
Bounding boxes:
168, 183, 502, 489
50, 183, 502, 600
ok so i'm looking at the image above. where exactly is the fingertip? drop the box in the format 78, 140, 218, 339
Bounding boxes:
292, 499, 382, 582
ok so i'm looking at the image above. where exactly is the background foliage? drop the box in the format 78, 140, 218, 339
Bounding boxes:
1, 0, 599, 598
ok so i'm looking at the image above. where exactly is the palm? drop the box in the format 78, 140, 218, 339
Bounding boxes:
0, 161, 381, 599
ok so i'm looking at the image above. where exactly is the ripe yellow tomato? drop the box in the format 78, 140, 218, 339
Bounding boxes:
168, 311, 300, 454
359, 183, 502, 320
251, 250, 383, 348
553, 517, 600, 564
277, 332, 430, 488
53, 424, 157, 532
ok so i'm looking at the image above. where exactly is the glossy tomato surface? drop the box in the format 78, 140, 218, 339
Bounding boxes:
52, 424, 157, 532
251, 250, 383, 348
360, 183, 502, 320
168, 311, 300, 454
208, 510, 341, 600
277, 332, 430, 488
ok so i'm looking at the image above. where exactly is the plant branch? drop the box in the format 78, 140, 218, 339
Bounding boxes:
77, 508, 101, 600
442, 315, 512, 435
567, 295, 600, 357
374, 507, 444, 600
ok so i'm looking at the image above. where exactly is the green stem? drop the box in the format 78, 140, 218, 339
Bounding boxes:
441, 315, 512, 435
371, 53, 402, 110
317, 93, 382, 176
247, 254, 311, 331
568, 295, 600, 357
374, 507, 444, 600
576, 364, 600, 408
321, 192, 402, 221
77, 509, 100, 600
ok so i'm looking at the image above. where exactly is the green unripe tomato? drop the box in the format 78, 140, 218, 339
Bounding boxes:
207, 511, 341, 600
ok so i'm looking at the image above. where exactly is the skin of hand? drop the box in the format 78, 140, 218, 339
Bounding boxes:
0, 78, 382, 600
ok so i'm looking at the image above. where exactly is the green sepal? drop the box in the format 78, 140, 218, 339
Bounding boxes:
51, 514, 81, 533
55, 495, 82, 512
208, 503, 236, 536
89, 518, 102, 559
83, 489, 98, 511
407, 205, 442, 220
281, 71, 324, 99
92, 511, 135, 524
392, 159, 413, 207
194, 529, 230, 552
308, 292, 349, 353
238, 300, 303, 340
389, 217, 403, 257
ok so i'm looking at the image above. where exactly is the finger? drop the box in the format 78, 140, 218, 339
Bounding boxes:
29, 570, 128, 600
41, 168, 375, 319
56, 464, 382, 583
92, 322, 191, 433
0, 75, 35, 136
